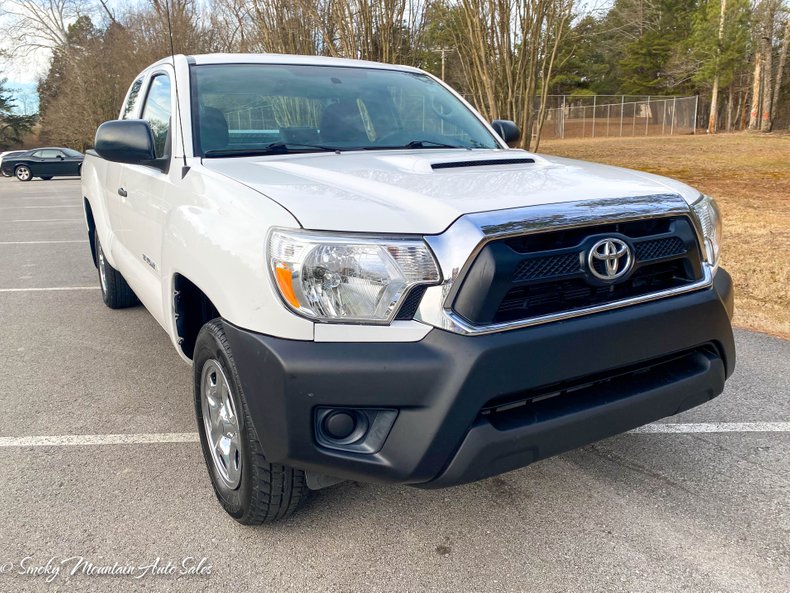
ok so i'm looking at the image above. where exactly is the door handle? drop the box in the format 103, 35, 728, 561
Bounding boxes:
117, 187, 127, 197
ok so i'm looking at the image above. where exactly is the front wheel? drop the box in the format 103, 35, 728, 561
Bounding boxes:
15, 165, 31, 181
194, 320, 308, 524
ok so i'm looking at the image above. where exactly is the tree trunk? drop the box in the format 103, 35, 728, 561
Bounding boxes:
708, 0, 727, 134
726, 84, 734, 131
735, 87, 745, 129
709, 75, 720, 133
760, 2, 776, 132
771, 17, 790, 124
761, 42, 773, 131
534, 2, 572, 152
749, 53, 762, 129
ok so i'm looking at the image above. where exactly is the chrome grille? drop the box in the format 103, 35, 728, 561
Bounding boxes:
452, 215, 704, 327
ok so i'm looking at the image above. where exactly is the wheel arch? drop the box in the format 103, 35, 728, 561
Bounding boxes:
83, 197, 98, 268
173, 273, 221, 360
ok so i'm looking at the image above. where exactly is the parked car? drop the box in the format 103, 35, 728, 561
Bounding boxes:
0, 150, 26, 177
1, 147, 83, 181
82, 54, 735, 525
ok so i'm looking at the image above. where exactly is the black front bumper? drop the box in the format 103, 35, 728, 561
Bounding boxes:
224, 270, 735, 488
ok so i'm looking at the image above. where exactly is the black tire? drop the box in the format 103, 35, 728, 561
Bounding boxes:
14, 165, 31, 181
41, 176, 53, 180
95, 233, 138, 309
194, 320, 308, 524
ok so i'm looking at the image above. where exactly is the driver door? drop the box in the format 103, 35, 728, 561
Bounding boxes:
113, 70, 174, 323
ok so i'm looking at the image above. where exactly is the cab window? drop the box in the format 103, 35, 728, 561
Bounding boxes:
141, 74, 172, 159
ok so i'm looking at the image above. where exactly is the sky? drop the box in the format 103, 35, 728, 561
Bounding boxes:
0, 11, 49, 114
1, 50, 48, 114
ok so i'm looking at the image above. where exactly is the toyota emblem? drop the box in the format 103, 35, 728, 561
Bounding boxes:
588, 238, 632, 281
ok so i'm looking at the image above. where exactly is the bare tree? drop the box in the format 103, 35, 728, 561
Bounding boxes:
325, 0, 430, 62
454, 0, 573, 149
0, 0, 85, 53
246, 0, 324, 55
207, 0, 254, 51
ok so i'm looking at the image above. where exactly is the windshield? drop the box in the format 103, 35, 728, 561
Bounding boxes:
191, 64, 500, 156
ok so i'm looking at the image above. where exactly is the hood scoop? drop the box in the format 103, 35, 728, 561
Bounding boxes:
431, 157, 535, 171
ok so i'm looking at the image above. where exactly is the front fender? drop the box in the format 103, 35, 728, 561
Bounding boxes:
80, 155, 117, 267
158, 169, 314, 352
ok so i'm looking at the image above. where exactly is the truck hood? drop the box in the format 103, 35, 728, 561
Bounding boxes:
202, 149, 700, 234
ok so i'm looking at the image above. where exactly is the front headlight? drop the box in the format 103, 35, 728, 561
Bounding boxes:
268, 229, 441, 323
691, 194, 722, 269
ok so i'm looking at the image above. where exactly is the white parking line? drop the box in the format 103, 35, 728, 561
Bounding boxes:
0, 423, 787, 448
631, 422, 790, 433
6, 218, 82, 222
0, 286, 98, 293
0, 433, 199, 447
0, 240, 88, 245
0, 196, 81, 201
0, 205, 82, 209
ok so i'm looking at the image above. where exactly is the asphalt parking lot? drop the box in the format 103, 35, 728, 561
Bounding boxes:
0, 176, 788, 593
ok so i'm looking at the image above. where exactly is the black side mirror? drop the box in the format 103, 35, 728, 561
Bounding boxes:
491, 120, 521, 146
95, 120, 163, 169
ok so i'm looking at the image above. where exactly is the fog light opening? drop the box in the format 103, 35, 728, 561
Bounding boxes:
320, 410, 368, 445
314, 408, 398, 454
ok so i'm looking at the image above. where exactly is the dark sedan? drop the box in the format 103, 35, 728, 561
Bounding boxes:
1, 147, 84, 181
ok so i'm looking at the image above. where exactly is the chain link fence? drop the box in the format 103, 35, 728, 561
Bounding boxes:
222, 93, 700, 143
536, 96, 699, 140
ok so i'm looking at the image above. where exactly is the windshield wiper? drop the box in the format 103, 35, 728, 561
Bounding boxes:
363, 139, 469, 150
203, 142, 340, 158
403, 140, 467, 149
204, 140, 470, 157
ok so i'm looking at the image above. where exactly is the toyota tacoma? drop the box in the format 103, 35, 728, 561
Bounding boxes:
81, 54, 735, 524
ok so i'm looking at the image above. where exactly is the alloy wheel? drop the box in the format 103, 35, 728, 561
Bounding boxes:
201, 359, 243, 489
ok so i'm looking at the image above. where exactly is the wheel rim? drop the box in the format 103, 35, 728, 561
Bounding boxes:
201, 359, 243, 489
16, 166, 30, 181
97, 244, 108, 294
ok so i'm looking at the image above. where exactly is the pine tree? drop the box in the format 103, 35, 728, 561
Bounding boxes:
0, 78, 36, 149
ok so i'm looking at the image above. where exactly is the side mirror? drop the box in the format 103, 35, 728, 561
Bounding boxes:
95, 120, 158, 166
491, 120, 521, 146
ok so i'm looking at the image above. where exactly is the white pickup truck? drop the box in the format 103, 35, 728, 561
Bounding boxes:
82, 53, 735, 524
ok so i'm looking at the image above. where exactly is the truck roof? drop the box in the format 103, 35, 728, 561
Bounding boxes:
147, 53, 423, 74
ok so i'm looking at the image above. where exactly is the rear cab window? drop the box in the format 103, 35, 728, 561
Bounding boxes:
122, 78, 144, 120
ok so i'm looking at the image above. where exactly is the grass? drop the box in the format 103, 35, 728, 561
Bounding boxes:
539, 133, 790, 339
